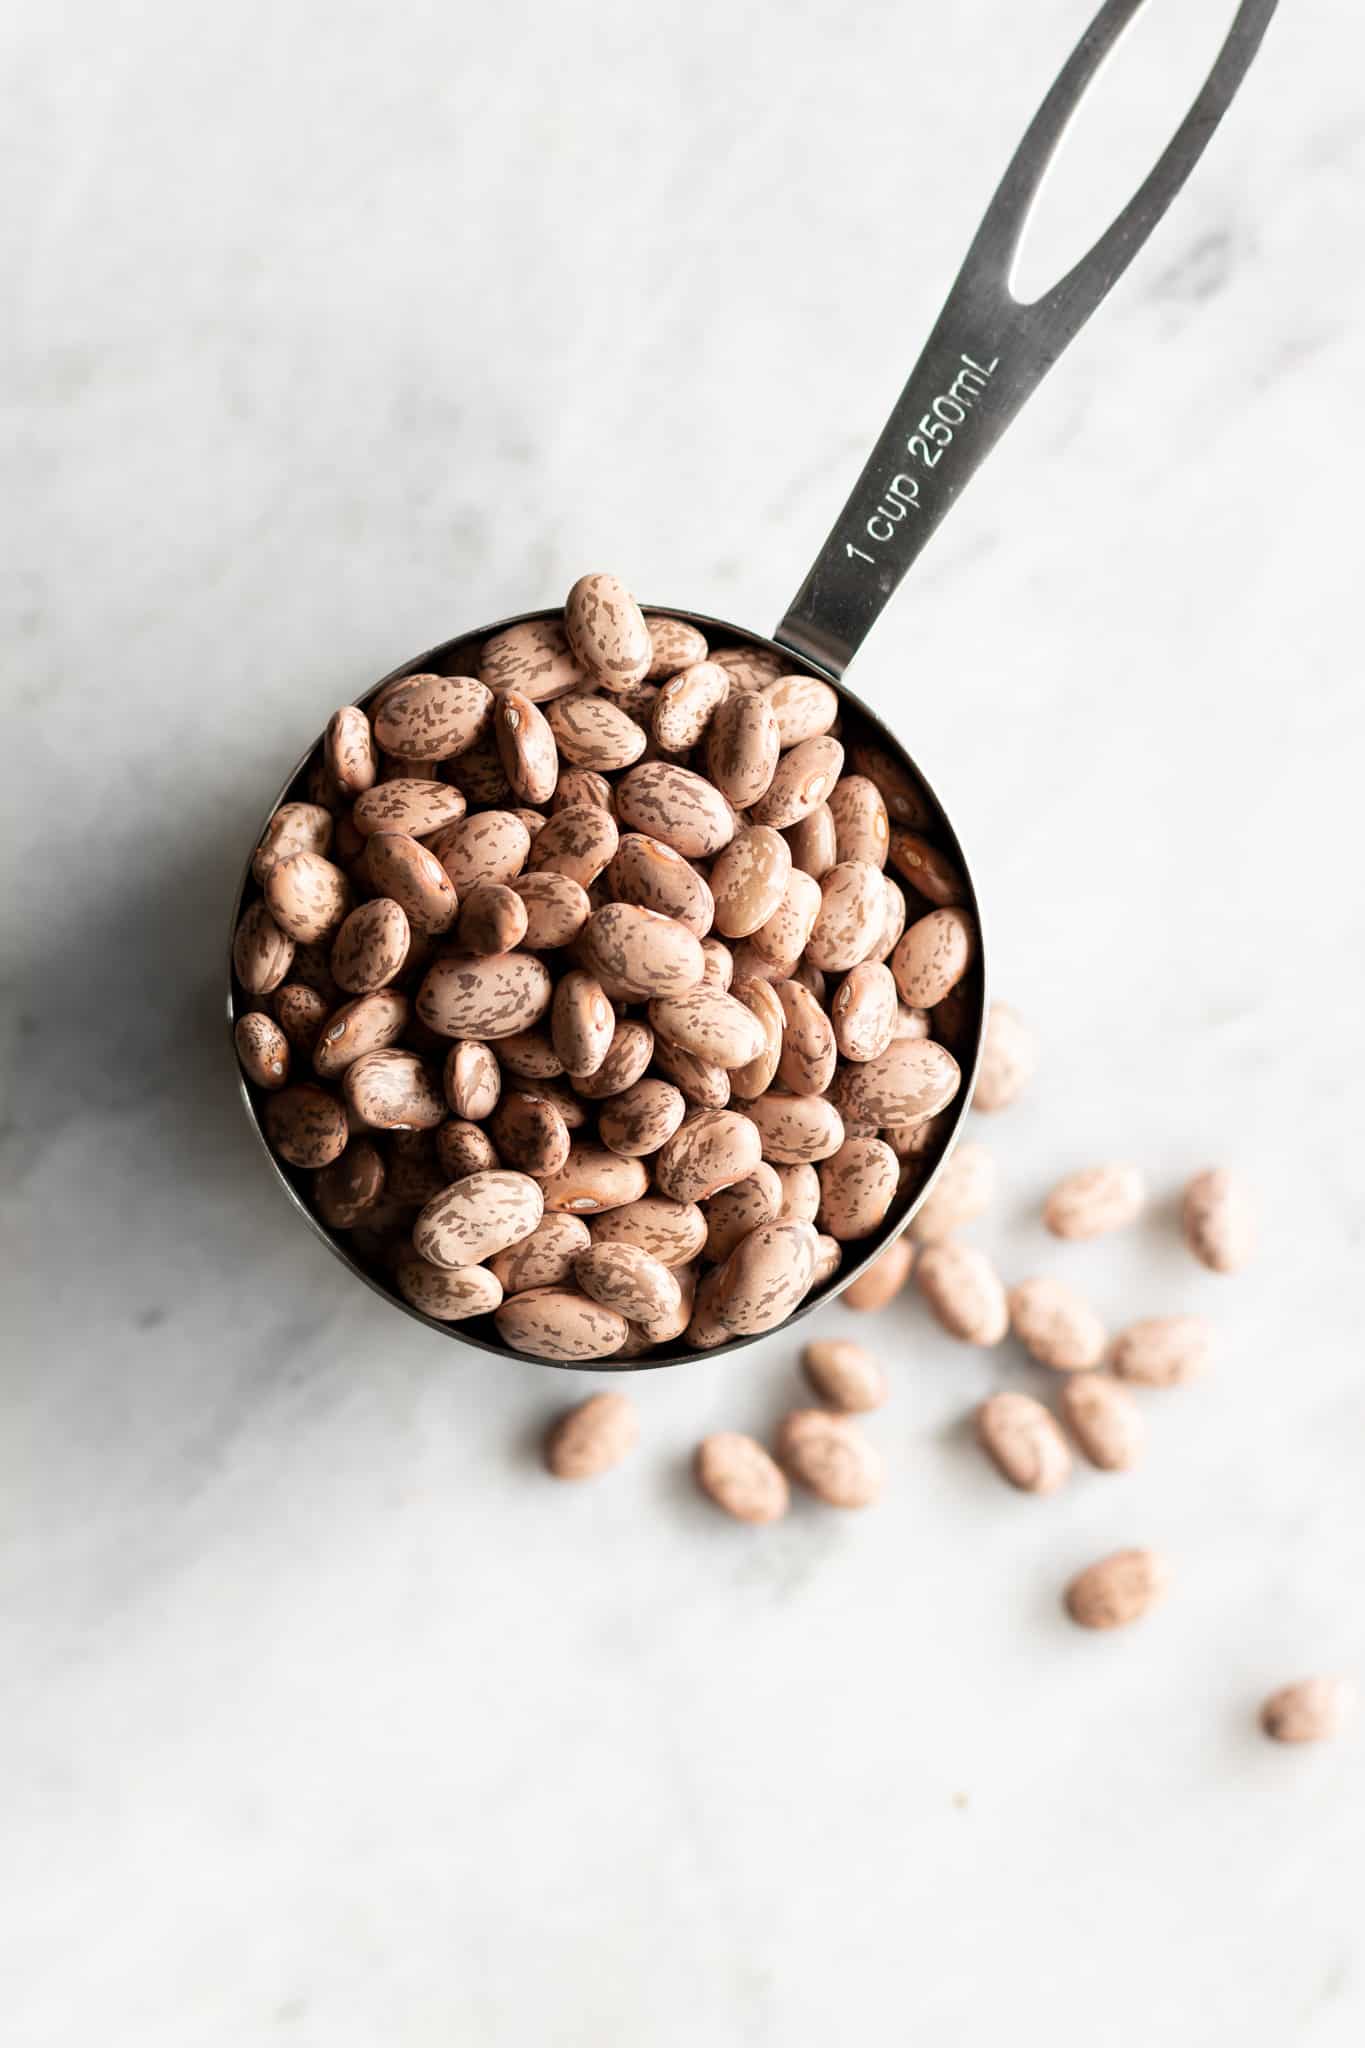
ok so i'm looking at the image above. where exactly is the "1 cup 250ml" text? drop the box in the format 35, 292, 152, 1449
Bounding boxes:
846, 352, 998, 566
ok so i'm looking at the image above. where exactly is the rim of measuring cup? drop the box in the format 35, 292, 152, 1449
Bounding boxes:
226, 605, 988, 1371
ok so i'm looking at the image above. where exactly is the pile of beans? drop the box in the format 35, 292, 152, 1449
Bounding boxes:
231, 574, 981, 1361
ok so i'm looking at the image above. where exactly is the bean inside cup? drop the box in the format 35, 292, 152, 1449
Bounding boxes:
229, 578, 985, 1365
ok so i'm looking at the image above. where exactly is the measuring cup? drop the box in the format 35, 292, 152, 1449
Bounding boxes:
228, 0, 1278, 1368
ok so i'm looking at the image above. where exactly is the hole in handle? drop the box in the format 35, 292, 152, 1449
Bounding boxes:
1009, 0, 1245, 306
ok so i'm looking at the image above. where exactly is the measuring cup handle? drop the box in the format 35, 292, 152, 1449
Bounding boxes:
773, 0, 1279, 679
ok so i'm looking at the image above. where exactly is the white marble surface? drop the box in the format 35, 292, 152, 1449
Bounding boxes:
6, 0, 1365, 2040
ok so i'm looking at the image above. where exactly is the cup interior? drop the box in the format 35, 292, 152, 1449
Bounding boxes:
228, 607, 987, 1369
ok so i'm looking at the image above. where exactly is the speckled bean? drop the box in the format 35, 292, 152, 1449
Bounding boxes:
429, 810, 532, 891
365, 832, 458, 936
488, 1213, 592, 1294
263, 1083, 349, 1168
1110, 1315, 1212, 1387
343, 1048, 445, 1130
654, 1109, 763, 1204
1182, 1167, 1255, 1274
314, 989, 410, 1077
746, 1091, 844, 1166
373, 673, 492, 760
599, 1079, 687, 1158
579, 902, 706, 998
498, 1288, 630, 1362
694, 1435, 789, 1523
1064, 1549, 1170, 1631
831, 960, 898, 1063
714, 1220, 818, 1334
605, 833, 714, 937
414, 1168, 545, 1267
817, 1136, 899, 1240
801, 1338, 887, 1412
480, 618, 587, 703
914, 1242, 1008, 1345
235, 1012, 290, 1089
537, 1142, 650, 1215
490, 1091, 572, 1177
762, 674, 838, 748
234, 903, 298, 999
565, 574, 652, 691
494, 689, 559, 805
614, 761, 737, 859
891, 906, 976, 1009
264, 852, 351, 945
511, 869, 592, 950
1044, 1162, 1146, 1240
750, 736, 844, 829
1009, 1277, 1108, 1372
1058, 1375, 1144, 1472
702, 1163, 783, 1263
975, 1393, 1072, 1494
776, 1409, 882, 1508
727, 977, 784, 1100
526, 801, 620, 886
395, 1257, 503, 1322
832, 1037, 960, 1128
416, 952, 554, 1040
769, 979, 832, 1096
252, 803, 334, 885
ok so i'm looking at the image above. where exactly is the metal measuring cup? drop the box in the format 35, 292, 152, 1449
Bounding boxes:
228, 0, 1277, 1369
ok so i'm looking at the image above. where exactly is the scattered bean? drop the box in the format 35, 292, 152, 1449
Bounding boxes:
1260, 1677, 1356, 1744
975, 1392, 1072, 1494
1008, 1276, 1107, 1372
694, 1433, 790, 1523
1044, 1162, 1146, 1239
776, 1409, 882, 1508
1182, 1166, 1255, 1274
972, 1001, 1036, 1113
1058, 1375, 1144, 1471
1064, 1549, 1170, 1630
908, 1140, 996, 1244
1110, 1315, 1212, 1387
914, 1242, 1008, 1345
544, 1391, 639, 1478
841, 1235, 914, 1310
800, 1338, 887, 1412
